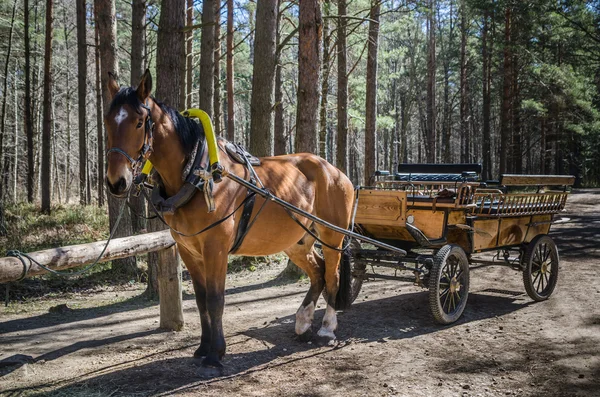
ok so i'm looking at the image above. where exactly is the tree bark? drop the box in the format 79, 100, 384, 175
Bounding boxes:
319, 0, 331, 160
425, 0, 436, 163
129, 0, 147, 233
500, 5, 512, 174
295, 0, 322, 154
199, 0, 216, 115
274, 0, 285, 155
25, 0, 35, 203
214, 7, 222, 134
460, 0, 468, 164
249, 0, 278, 157
0, 0, 18, 204
336, 0, 348, 172
149, 0, 185, 315
77, 0, 88, 205
41, 0, 54, 213
96, 0, 136, 271
482, 11, 492, 180
94, 5, 104, 207
131, 0, 146, 84
364, 1, 380, 184
226, 0, 235, 140
186, 0, 193, 108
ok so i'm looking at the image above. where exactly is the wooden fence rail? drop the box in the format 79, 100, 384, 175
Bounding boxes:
0, 230, 185, 330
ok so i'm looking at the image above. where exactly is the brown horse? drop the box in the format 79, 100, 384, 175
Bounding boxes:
104, 70, 355, 368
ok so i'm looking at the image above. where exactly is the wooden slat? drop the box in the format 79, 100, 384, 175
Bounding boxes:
500, 174, 575, 186
0, 230, 176, 283
355, 189, 407, 226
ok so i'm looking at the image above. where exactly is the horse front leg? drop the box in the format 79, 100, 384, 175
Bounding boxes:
178, 247, 213, 358
192, 279, 211, 358
202, 250, 228, 368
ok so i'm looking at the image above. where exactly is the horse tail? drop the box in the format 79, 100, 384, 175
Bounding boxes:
335, 249, 352, 310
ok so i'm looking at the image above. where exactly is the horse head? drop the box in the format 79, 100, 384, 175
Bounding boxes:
104, 70, 154, 197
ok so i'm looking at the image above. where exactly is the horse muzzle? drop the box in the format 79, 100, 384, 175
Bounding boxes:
106, 174, 132, 198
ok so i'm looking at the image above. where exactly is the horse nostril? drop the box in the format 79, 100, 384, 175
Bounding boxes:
106, 176, 128, 195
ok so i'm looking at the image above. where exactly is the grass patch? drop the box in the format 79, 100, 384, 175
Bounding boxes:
1, 202, 109, 257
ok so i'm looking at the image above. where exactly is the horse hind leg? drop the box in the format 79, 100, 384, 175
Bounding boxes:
284, 239, 325, 340
316, 247, 342, 339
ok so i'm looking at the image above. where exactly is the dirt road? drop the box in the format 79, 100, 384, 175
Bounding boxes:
1, 190, 599, 396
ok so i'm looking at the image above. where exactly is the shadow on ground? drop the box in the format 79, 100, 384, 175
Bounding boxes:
5, 290, 530, 397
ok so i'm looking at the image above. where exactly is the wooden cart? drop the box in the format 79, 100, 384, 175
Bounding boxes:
344, 164, 574, 324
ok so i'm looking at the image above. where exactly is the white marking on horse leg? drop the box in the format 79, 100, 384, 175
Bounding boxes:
295, 302, 315, 335
114, 108, 129, 125
317, 305, 338, 339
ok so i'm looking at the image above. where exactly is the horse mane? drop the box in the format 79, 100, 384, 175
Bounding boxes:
109, 87, 204, 157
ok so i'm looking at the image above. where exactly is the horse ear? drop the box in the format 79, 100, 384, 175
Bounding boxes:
137, 69, 153, 102
107, 72, 120, 99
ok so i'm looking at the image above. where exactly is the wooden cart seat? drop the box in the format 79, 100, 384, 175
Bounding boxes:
407, 196, 456, 204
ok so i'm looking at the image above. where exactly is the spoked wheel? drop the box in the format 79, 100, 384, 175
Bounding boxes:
428, 244, 470, 325
321, 239, 366, 307
522, 235, 559, 301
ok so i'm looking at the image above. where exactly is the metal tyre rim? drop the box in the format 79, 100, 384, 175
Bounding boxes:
429, 244, 470, 325
522, 235, 559, 301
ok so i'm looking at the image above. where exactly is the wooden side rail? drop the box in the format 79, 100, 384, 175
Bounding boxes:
472, 191, 569, 217
499, 174, 575, 186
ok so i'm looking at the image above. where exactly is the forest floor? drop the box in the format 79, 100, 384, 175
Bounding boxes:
1, 190, 599, 397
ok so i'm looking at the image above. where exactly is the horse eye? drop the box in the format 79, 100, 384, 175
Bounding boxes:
136, 120, 143, 129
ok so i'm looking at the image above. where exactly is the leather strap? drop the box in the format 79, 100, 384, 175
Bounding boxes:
230, 190, 257, 253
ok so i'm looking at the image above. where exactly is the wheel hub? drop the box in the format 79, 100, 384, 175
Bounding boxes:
449, 277, 461, 293
541, 262, 548, 274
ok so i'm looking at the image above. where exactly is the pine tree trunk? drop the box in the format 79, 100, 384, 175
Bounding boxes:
274, 0, 286, 155
226, 0, 235, 140
185, 0, 193, 108
482, 11, 492, 180
0, 0, 17, 204
76, 0, 88, 205
214, 8, 222, 134
131, 0, 146, 84
129, 0, 147, 234
96, 0, 136, 271
364, 1, 380, 184
295, 0, 322, 154
336, 0, 348, 172
460, 0, 469, 165
41, 0, 54, 213
199, 0, 215, 115
511, 16, 522, 174
500, 6, 512, 174
25, 0, 35, 203
426, 0, 436, 163
249, 0, 278, 157
94, 6, 104, 207
319, 0, 331, 160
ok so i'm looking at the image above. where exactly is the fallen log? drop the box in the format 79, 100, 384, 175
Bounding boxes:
0, 230, 176, 283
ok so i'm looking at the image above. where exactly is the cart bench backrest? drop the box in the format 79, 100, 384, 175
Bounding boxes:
499, 174, 575, 187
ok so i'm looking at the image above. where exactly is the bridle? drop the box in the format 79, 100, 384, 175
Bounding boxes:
106, 101, 155, 178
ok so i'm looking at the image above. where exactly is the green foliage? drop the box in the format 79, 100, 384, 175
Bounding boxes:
0, 203, 109, 257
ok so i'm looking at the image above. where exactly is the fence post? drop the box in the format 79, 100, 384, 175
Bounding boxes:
157, 245, 184, 331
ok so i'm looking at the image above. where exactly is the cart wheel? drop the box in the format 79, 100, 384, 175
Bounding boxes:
322, 239, 365, 307
522, 235, 559, 301
428, 244, 470, 325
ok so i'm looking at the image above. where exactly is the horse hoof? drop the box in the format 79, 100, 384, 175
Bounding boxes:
317, 327, 336, 340
297, 327, 313, 342
193, 344, 210, 358
202, 355, 224, 369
